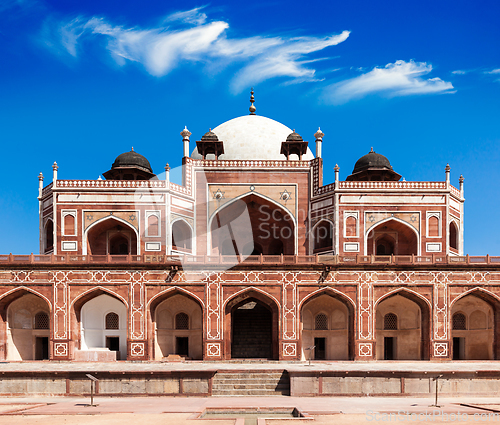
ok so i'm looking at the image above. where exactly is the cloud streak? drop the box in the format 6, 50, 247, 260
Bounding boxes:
323, 60, 454, 104
45, 8, 350, 93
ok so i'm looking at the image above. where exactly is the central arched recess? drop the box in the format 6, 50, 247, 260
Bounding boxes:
86, 217, 138, 255
211, 194, 295, 256
224, 290, 279, 360
367, 219, 418, 255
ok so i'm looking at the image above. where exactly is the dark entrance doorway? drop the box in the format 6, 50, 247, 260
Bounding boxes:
314, 337, 326, 360
106, 336, 120, 360
35, 337, 49, 360
453, 337, 465, 360
231, 301, 272, 359
176, 337, 189, 357
384, 337, 395, 360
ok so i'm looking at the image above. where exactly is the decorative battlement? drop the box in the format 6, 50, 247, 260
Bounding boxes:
54, 180, 167, 189
338, 181, 448, 190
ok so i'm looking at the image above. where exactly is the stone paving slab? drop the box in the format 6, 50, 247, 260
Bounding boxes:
1, 396, 500, 416
3, 361, 500, 373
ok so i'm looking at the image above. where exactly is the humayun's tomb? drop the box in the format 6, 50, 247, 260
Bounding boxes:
1, 93, 500, 397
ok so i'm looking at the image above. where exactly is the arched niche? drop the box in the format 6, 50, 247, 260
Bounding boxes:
367, 219, 418, 256
4, 292, 50, 360
150, 292, 203, 360
44, 219, 54, 253
210, 194, 295, 257
313, 220, 333, 253
449, 221, 459, 251
74, 292, 127, 360
300, 291, 354, 360
86, 217, 138, 255
375, 291, 430, 360
451, 292, 497, 360
224, 289, 280, 360
172, 220, 193, 252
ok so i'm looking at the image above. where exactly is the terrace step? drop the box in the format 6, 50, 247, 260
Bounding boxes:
212, 370, 290, 396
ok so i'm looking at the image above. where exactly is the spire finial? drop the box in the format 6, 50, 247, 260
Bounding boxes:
131, 147, 134, 152
249, 88, 256, 115
370, 147, 374, 153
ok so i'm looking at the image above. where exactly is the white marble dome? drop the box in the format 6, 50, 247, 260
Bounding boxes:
191, 115, 314, 161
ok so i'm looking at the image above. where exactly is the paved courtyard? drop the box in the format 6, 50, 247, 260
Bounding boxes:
1, 394, 500, 424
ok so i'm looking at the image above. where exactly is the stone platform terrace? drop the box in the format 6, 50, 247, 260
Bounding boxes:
2, 361, 500, 397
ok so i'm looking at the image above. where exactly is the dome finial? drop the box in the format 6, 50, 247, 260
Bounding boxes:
370, 147, 374, 153
131, 146, 134, 152
249, 88, 256, 115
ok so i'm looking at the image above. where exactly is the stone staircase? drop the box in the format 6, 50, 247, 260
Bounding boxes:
211, 370, 290, 396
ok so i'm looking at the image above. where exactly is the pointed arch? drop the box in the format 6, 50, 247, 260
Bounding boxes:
0, 287, 52, 312
299, 287, 355, 311
375, 287, 432, 310
171, 219, 194, 252
209, 191, 296, 228
299, 287, 355, 360
71, 286, 129, 310
365, 217, 420, 256
450, 287, 500, 359
224, 287, 280, 360
148, 286, 205, 311
83, 215, 139, 255
223, 286, 281, 313
449, 220, 459, 251
375, 288, 430, 360
150, 286, 203, 360
311, 219, 334, 253
208, 192, 297, 256
450, 287, 500, 308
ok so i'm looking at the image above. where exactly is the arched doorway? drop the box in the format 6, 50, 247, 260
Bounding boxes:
451, 291, 498, 360
150, 292, 203, 360
312, 220, 333, 254
86, 217, 138, 255
300, 291, 354, 360
224, 290, 279, 360
375, 291, 430, 360
367, 219, 418, 255
211, 194, 295, 257
2, 292, 50, 360
449, 222, 459, 251
73, 292, 127, 360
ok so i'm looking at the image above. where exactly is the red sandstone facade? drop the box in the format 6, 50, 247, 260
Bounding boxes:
2, 107, 494, 364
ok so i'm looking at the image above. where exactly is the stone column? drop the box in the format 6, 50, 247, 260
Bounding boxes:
127, 272, 149, 360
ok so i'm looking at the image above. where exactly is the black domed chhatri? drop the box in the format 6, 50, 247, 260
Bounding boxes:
347, 148, 401, 182
112, 149, 153, 173
103, 148, 156, 180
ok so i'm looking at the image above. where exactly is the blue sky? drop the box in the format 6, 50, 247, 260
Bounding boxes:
0, 0, 499, 254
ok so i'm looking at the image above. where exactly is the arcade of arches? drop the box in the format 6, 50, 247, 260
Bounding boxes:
1, 281, 498, 362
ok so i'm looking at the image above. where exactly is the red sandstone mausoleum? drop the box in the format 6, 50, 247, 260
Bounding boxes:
3, 94, 499, 365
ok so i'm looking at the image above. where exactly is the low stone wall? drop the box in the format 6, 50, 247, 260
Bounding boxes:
289, 370, 500, 396
0, 371, 215, 396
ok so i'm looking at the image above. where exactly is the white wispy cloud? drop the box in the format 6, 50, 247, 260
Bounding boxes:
484, 69, 500, 74
323, 60, 455, 105
45, 10, 350, 92
452, 69, 468, 75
